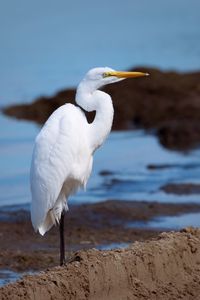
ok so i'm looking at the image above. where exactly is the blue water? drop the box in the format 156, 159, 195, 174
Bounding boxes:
1, 112, 200, 208
0, 113, 38, 207
1, 1, 200, 207
128, 212, 200, 230
0, 0, 200, 105
150, 213, 200, 229
97, 243, 130, 251
0, 270, 34, 287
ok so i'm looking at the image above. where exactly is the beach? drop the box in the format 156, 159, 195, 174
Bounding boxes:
1, 67, 200, 297
1, 227, 200, 299
1, 0, 200, 296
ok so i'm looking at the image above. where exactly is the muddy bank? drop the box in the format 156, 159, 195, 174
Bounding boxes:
1, 228, 200, 300
1, 200, 200, 272
3, 67, 200, 150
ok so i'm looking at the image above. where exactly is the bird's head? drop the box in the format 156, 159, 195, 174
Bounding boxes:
83, 67, 149, 89
76, 67, 149, 112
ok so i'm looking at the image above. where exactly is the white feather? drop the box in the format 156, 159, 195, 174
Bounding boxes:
30, 67, 135, 235
31, 104, 93, 234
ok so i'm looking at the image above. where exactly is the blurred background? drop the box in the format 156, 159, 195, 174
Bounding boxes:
1, 0, 200, 219
1, 0, 200, 105
1, 0, 200, 215
1, 0, 200, 285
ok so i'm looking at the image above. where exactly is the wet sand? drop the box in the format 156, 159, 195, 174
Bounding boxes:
0, 200, 200, 273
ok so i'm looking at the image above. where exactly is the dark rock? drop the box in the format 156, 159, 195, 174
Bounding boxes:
99, 170, 114, 176
3, 67, 200, 150
160, 183, 200, 195
157, 120, 200, 151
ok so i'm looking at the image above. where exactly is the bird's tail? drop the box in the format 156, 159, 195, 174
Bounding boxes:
38, 196, 68, 236
38, 209, 57, 235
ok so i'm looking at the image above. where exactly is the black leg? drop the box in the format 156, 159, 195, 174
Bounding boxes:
59, 210, 65, 266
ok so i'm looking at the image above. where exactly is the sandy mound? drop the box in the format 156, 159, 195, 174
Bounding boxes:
1, 228, 200, 300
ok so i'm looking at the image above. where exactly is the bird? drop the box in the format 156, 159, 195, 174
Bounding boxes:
30, 67, 149, 266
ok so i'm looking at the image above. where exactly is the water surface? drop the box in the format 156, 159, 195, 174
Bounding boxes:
1, 113, 200, 208
128, 212, 200, 230
0, 0, 200, 105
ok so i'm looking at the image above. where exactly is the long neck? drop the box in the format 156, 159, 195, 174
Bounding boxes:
76, 82, 114, 152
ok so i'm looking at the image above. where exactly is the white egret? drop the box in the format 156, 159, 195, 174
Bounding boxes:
30, 67, 149, 265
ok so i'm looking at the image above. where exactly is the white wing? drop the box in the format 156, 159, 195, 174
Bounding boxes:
30, 103, 92, 234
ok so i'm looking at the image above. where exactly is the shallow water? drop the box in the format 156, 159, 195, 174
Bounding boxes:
97, 242, 130, 251
1, 113, 200, 209
151, 213, 200, 230
0, 113, 38, 207
0, 270, 34, 287
0, 270, 21, 287
1, 0, 200, 209
128, 212, 200, 230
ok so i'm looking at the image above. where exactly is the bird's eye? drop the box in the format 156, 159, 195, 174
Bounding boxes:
102, 72, 110, 78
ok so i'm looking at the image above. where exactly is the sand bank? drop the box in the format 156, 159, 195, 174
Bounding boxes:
1, 228, 200, 299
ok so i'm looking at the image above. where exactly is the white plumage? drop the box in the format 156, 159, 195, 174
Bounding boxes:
30, 104, 93, 235
30, 67, 148, 264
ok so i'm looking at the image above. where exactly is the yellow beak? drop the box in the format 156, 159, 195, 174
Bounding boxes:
103, 71, 149, 78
